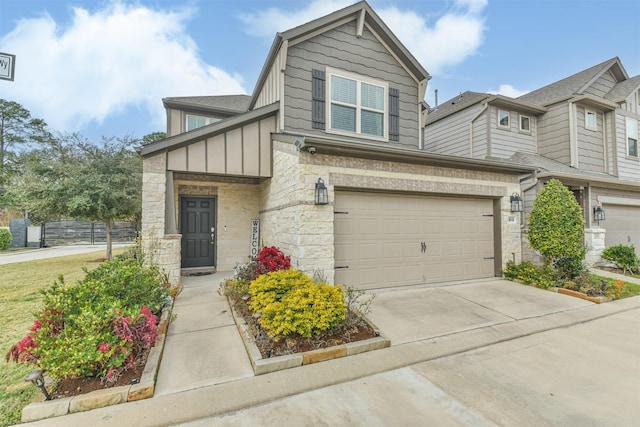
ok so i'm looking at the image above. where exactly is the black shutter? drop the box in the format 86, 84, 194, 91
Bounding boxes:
389, 87, 399, 141
312, 69, 326, 130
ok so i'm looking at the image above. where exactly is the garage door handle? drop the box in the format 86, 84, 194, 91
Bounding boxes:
421, 242, 426, 253
483, 257, 495, 260
335, 266, 349, 269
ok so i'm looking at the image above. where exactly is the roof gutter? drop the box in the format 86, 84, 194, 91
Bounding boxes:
535, 171, 640, 190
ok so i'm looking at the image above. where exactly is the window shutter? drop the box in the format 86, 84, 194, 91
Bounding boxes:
312, 69, 326, 130
389, 87, 399, 141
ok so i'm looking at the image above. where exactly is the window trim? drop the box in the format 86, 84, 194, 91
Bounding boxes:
519, 114, 531, 133
497, 110, 510, 129
585, 109, 597, 131
325, 67, 389, 141
185, 114, 220, 132
627, 117, 639, 158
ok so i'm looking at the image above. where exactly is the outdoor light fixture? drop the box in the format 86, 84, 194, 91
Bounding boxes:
315, 178, 329, 205
594, 205, 606, 222
510, 193, 523, 212
25, 370, 51, 401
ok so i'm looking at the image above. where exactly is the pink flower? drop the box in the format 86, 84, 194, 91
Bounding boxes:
98, 343, 111, 353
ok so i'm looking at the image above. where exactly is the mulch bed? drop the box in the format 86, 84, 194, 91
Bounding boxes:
51, 367, 143, 399
231, 299, 378, 359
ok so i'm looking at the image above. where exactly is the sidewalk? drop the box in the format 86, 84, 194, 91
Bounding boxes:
0, 243, 132, 265
21, 272, 640, 426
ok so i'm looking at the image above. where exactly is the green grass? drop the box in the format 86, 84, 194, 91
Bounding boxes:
590, 274, 640, 298
0, 248, 127, 427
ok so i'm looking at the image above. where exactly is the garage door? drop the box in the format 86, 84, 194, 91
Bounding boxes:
334, 191, 495, 290
603, 204, 640, 247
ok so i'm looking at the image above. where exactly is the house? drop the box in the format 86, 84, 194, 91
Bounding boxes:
424, 57, 640, 263
140, 1, 532, 288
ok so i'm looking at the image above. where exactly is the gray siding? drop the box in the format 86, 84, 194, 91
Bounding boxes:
283, 21, 420, 147
537, 103, 571, 164
605, 110, 617, 176
424, 103, 485, 157
621, 88, 640, 115
488, 107, 538, 159
583, 71, 617, 98
576, 106, 605, 173
615, 112, 640, 181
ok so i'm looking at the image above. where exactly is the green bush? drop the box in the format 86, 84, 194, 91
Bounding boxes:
528, 179, 584, 262
6, 254, 169, 382
553, 249, 587, 280
0, 228, 11, 250
502, 260, 559, 289
249, 269, 347, 340
601, 244, 639, 274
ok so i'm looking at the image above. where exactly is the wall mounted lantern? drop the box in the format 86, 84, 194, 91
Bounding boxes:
510, 193, 523, 212
594, 205, 606, 222
315, 178, 329, 205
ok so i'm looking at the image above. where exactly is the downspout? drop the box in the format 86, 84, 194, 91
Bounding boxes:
418, 79, 428, 150
469, 102, 489, 157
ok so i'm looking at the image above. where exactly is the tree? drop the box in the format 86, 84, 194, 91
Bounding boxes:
527, 179, 584, 263
0, 99, 50, 186
20, 133, 142, 259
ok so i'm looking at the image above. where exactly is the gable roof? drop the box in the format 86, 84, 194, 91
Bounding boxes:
163, 95, 251, 116
517, 57, 628, 106
605, 75, 640, 103
425, 91, 546, 125
248, 0, 429, 110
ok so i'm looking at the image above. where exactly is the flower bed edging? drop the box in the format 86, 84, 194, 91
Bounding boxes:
557, 287, 612, 304
229, 298, 390, 376
21, 305, 173, 423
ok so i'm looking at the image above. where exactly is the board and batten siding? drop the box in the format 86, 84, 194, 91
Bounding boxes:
283, 20, 420, 147
536, 103, 571, 164
166, 116, 276, 177
584, 71, 618, 98
253, 51, 284, 110
576, 106, 606, 173
615, 112, 640, 181
488, 107, 538, 159
424, 103, 485, 157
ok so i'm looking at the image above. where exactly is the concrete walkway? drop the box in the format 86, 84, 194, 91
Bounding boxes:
0, 243, 132, 265
20, 271, 640, 426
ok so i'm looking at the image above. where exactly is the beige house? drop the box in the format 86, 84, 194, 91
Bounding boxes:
140, 1, 532, 288
424, 57, 640, 264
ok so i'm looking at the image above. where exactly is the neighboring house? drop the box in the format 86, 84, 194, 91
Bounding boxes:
424, 57, 640, 263
140, 1, 532, 288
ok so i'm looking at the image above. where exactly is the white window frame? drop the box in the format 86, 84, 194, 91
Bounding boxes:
326, 67, 388, 141
585, 109, 597, 131
519, 115, 531, 132
186, 114, 220, 132
627, 117, 639, 158
497, 110, 510, 129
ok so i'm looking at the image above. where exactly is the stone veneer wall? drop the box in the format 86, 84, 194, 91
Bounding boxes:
261, 138, 523, 284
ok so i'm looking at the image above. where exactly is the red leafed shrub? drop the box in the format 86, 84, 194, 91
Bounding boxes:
255, 246, 291, 274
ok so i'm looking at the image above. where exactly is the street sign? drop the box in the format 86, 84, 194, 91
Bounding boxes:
0, 52, 16, 81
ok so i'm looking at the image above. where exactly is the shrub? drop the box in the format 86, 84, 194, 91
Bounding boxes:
248, 269, 347, 340
502, 260, 558, 289
606, 280, 628, 299
6, 253, 169, 382
0, 228, 11, 250
601, 244, 639, 274
553, 250, 587, 280
255, 246, 291, 273
528, 179, 584, 263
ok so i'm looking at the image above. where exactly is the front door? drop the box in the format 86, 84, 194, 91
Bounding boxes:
181, 197, 216, 268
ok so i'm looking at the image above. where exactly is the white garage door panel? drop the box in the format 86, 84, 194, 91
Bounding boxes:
335, 192, 495, 289
603, 204, 640, 247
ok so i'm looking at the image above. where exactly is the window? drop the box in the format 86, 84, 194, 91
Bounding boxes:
326, 68, 388, 139
498, 110, 510, 128
519, 115, 531, 132
186, 114, 220, 131
627, 118, 639, 157
585, 110, 597, 130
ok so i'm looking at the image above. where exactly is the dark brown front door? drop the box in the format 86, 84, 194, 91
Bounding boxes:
181, 197, 216, 268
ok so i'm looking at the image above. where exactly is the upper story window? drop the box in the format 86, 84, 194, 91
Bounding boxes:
627, 118, 639, 157
326, 67, 388, 139
186, 114, 220, 131
585, 110, 597, 130
519, 115, 531, 132
498, 110, 510, 128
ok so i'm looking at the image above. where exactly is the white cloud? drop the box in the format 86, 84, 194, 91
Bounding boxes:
0, 1, 246, 133
488, 84, 529, 98
238, 0, 488, 76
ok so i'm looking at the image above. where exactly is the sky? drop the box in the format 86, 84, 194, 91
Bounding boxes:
0, 0, 639, 141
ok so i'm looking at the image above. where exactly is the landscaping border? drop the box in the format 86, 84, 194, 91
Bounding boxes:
20, 306, 173, 423
557, 287, 612, 304
228, 299, 391, 375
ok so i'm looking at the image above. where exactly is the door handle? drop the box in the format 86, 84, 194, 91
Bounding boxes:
210, 227, 215, 245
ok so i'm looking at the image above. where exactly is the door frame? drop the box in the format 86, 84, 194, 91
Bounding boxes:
179, 195, 217, 268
